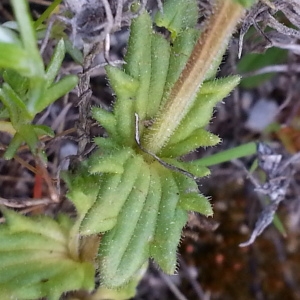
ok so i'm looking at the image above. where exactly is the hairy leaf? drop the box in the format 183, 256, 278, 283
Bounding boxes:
0, 208, 94, 300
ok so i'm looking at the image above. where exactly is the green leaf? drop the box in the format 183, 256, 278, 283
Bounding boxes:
80, 154, 145, 234
106, 65, 139, 100
155, 0, 198, 40
64, 165, 100, 217
0, 83, 31, 125
167, 76, 240, 145
238, 48, 287, 88
0, 43, 32, 75
124, 12, 152, 121
2, 69, 29, 98
94, 268, 147, 300
45, 39, 66, 87
35, 75, 78, 113
93, 136, 120, 151
160, 129, 220, 157
0, 208, 95, 299
92, 106, 117, 137
88, 147, 132, 174
105, 65, 139, 145
146, 33, 170, 118
33, 124, 55, 137
3, 133, 23, 160
99, 161, 151, 287
174, 173, 212, 216
104, 166, 161, 284
179, 194, 213, 215
197, 142, 257, 167
150, 166, 187, 273
234, 0, 257, 8
17, 124, 39, 154
64, 38, 84, 64
11, 0, 44, 77
34, 0, 62, 29
165, 159, 211, 178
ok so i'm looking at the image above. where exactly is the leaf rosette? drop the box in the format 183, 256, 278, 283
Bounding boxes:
0, 208, 95, 300
67, 0, 240, 288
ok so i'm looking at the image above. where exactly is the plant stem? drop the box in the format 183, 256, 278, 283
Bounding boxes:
142, 0, 245, 154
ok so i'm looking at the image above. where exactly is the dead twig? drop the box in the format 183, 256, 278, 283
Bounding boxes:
237, 143, 299, 247
239, 0, 300, 58
0, 197, 52, 208
242, 64, 300, 77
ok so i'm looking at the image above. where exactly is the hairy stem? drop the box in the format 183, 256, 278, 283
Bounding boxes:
142, 0, 245, 154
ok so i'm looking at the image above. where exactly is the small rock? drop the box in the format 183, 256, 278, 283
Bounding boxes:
245, 98, 278, 132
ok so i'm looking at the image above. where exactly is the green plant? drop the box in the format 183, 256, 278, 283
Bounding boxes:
67, 0, 254, 291
0, 208, 94, 299
0, 0, 257, 299
0, 0, 77, 159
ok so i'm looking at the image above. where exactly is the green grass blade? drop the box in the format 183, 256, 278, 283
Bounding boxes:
197, 142, 257, 167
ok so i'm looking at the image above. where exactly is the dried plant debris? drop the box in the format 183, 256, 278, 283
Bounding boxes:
240, 143, 300, 247
239, 0, 300, 57
63, 0, 163, 45
64, 0, 134, 43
